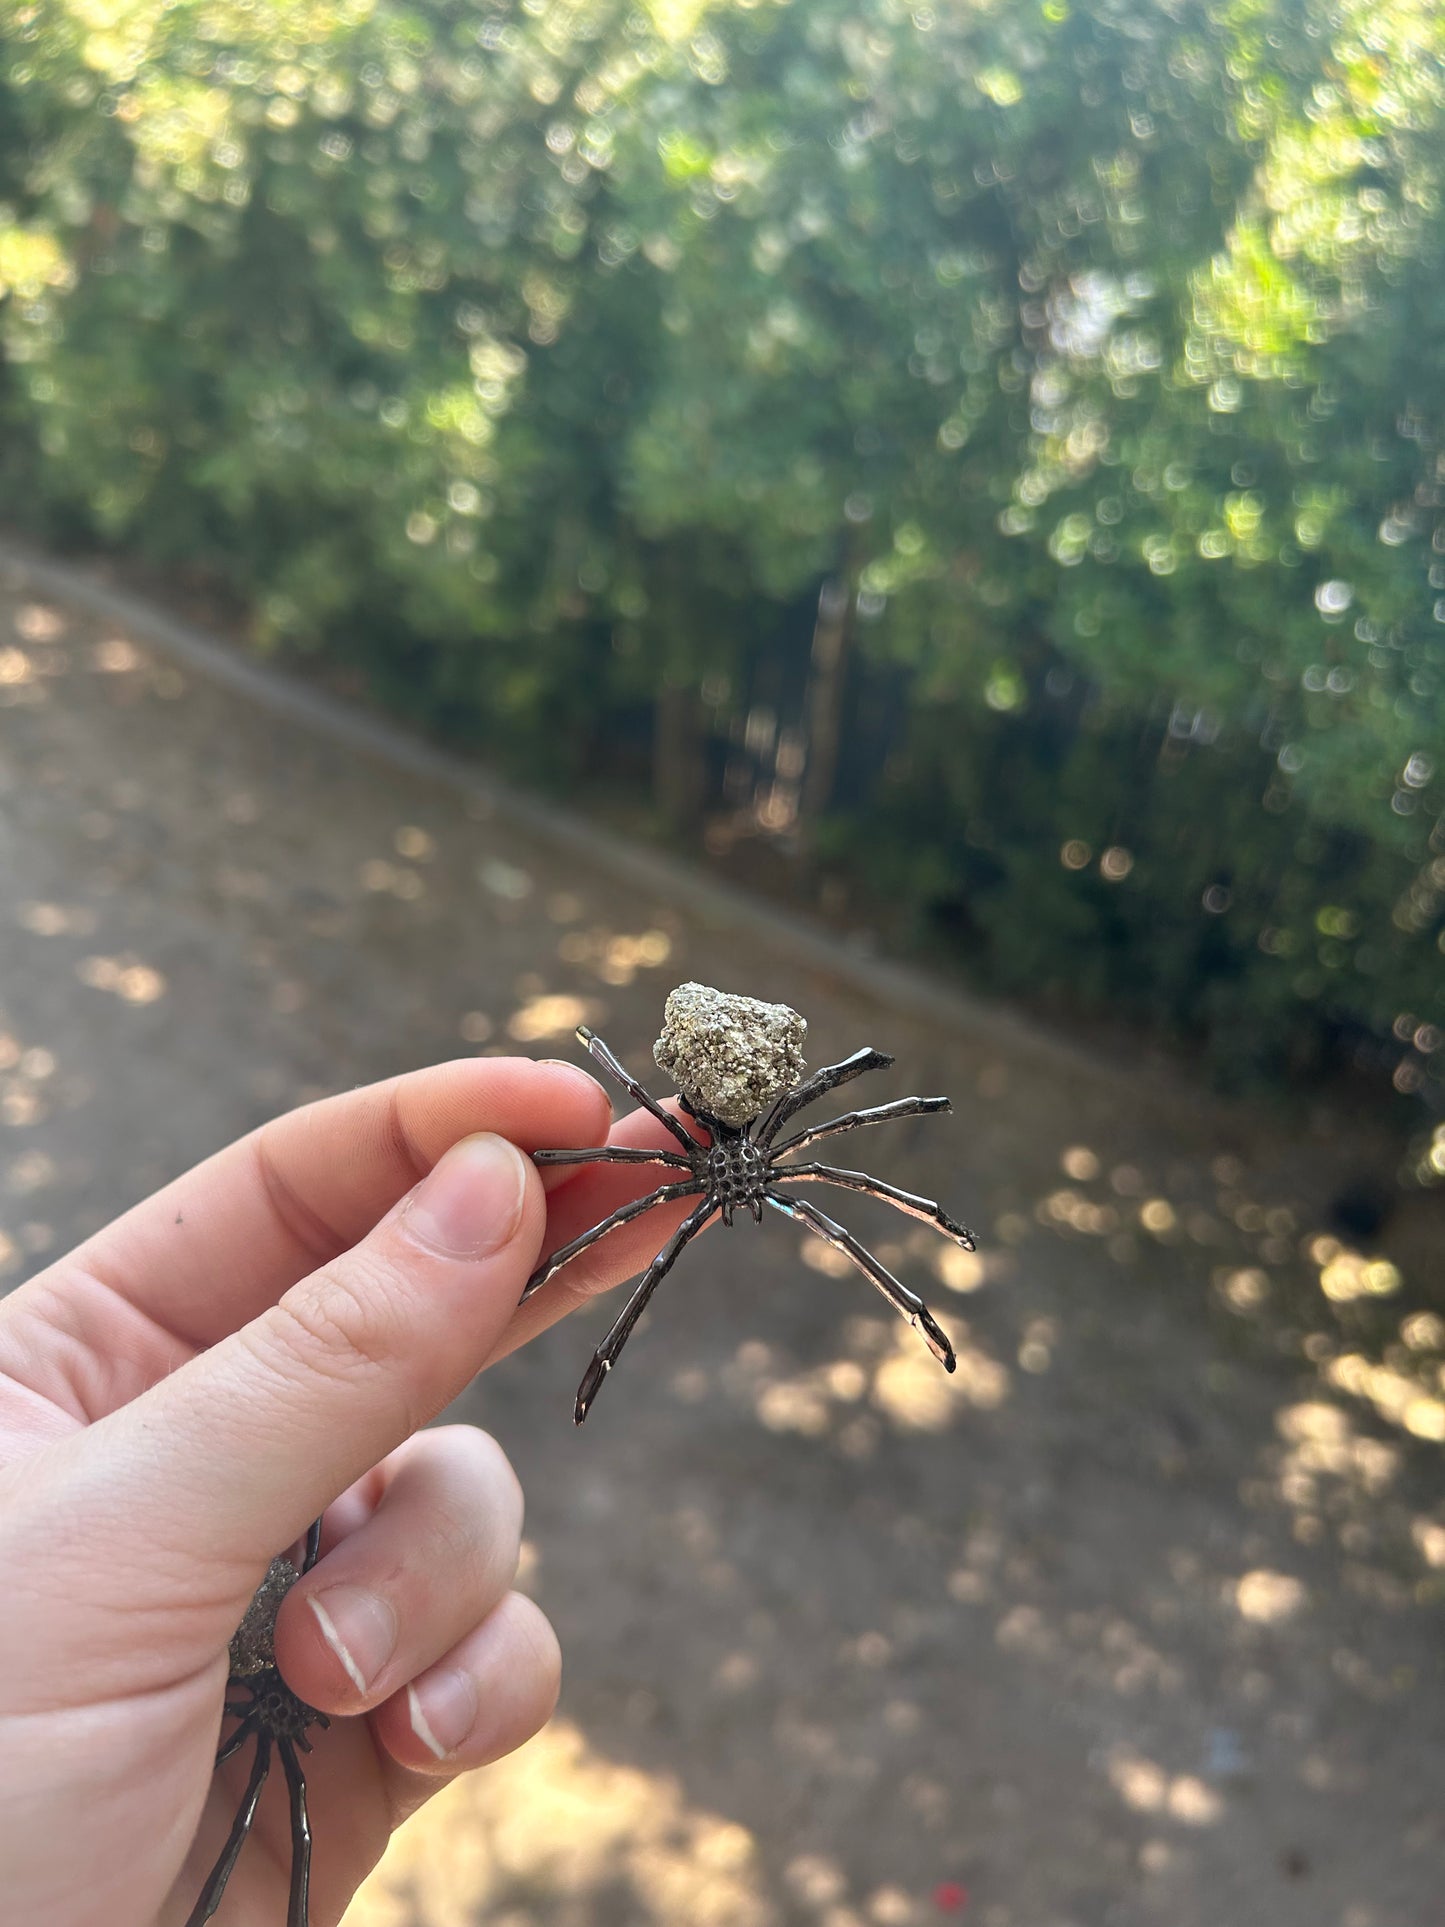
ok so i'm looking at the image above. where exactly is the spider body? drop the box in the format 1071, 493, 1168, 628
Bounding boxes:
525, 997, 975, 1424
701, 1122, 768, 1224
185, 1517, 328, 1927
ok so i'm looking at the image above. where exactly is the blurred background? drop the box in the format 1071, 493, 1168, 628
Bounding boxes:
1, 0, 1444, 1922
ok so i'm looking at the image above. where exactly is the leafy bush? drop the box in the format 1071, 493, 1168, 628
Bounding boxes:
1, 0, 1442, 1114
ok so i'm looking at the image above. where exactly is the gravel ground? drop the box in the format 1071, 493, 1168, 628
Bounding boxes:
0, 549, 1441, 1927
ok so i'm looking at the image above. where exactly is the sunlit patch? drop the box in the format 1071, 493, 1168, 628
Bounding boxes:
349, 1719, 769, 1927
1277, 1401, 1350, 1448
4, 1150, 56, 1195
1100, 845, 1133, 880
1401, 1312, 1445, 1352
1138, 1198, 1176, 1235
800, 1235, 852, 1277
1235, 1568, 1306, 1623
1018, 1318, 1054, 1374
1411, 1519, 1445, 1569
1317, 1250, 1401, 1302
1105, 1750, 1167, 1811
1036, 1186, 1116, 1236
0, 1230, 18, 1274
0, 647, 32, 685
786, 1852, 847, 1906
358, 858, 424, 900
393, 824, 435, 860
824, 1359, 866, 1401
478, 857, 534, 900
76, 955, 167, 1003
933, 1244, 984, 1292
506, 993, 599, 1042
1216, 1266, 1270, 1313
1061, 1144, 1099, 1181
755, 1377, 832, 1436
1102, 1750, 1223, 1826
556, 924, 674, 984
15, 603, 64, 643
866, 1884, 918, 1924
458, 1010, 494, 1043
92, 635, 143, 673
713, 1650, 759, 1692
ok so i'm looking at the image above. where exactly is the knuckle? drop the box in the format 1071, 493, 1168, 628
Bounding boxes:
264, 1253, 414, 1402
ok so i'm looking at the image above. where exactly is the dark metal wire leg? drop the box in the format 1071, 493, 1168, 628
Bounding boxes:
279, 1738, 314, 1927
757, 1049, 894, 1145
771, 1096, 951, 1158
575, 1026, 702, 1153
215, 1714, 257, 1767
183, 1730, 272, 1927
574, 1199, 714, 1423
302, 1516, 323, 1573
533, 1145, 691, 1169
780, 1163, 976, 1248
766, 1192, 956, 1371
522, 1180, 705, 1300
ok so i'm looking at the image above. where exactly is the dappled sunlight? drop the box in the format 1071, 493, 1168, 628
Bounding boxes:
75, 953, 167, 1004
349, 1719, 775, 1927
2, 559, 1444, 1921
506, 992, 603, 1044
1102, 1748, 1225, 1827
729, 1291, 1010, 1451
1234, 1569, 1308, 1626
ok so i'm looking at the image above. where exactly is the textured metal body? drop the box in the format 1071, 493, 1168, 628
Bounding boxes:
185, 1521, 327, 1927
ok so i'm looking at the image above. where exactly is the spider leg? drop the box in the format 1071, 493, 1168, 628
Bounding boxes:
575, 1026, 703, 1153
574, 1198, 715, 1424
215, 1712, 258, 1767
183, 1729, 272, 1927
533, 1145, 692, 1169
757, 1049, 894, 1145
771, 1095, 951, 1158
776, 1162, 976, 1249
521, 1179, 706, 1301
279, 1737, 315, 1927
302, 1515, 323, 1574
766, 1190, 956, 1372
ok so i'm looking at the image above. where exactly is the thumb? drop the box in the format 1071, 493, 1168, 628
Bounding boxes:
6, 1133, 542, 1676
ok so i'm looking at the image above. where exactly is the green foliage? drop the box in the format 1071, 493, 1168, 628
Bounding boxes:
1, 0, 1442, 1107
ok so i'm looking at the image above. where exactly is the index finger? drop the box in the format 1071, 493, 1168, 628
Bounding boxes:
59, 1056, 615, 1349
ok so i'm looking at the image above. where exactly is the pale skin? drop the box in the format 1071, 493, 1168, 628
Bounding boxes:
0, 1056, 700, 1927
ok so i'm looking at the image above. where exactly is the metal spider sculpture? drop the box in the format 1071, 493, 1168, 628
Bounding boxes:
185, 1516, 328, 1927
523, 998, 975, 1424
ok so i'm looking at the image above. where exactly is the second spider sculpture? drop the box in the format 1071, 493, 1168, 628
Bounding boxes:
184, 1517, 328, 1927
523, 982, 976, 1422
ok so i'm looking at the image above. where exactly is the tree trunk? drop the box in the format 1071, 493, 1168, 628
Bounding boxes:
653, 675, 708, 834
798, 571, 854, 836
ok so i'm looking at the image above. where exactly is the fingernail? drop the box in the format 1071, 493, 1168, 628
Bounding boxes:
408, 1668, 479, 1760
307, 1585, 397, 1694
540, 1060, 605, 1099
404, 1133, 527, 1258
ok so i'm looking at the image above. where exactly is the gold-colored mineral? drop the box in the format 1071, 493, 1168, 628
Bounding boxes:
652, 982, 806, 1127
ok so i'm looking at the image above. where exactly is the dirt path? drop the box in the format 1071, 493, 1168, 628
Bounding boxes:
0, 549, 1441, 1927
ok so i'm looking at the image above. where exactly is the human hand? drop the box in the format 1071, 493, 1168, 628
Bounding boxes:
0, 1056, 695, 1926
